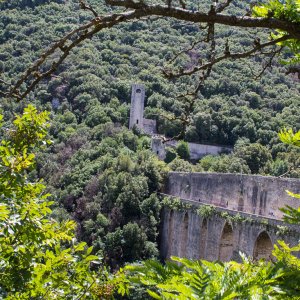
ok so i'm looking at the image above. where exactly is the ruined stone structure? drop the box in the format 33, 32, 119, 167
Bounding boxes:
160, 172, 300, 261
129, 84, 157, 134
165, 172, 300, 219
151, 137, 232, 160
151, 137, 166, 160
129, 84, 232, 159
129, 84, 145, 130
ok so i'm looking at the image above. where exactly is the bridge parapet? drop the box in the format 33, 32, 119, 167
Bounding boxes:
164, 172, 300, 220
160, 193, 300, 232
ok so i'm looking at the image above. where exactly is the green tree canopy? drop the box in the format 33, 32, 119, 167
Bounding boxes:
0, 105, 124, 299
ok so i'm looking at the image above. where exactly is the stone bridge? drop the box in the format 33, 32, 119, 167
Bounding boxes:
160, 172, 300, 261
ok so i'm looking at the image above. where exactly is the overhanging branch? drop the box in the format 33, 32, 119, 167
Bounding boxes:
163, 35, 291, 78
104, 0, 300, 39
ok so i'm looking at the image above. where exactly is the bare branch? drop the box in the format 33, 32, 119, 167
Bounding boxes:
159, 92, 196, 141
2, 10, 150, 100
216, 0, 234, 13
104, 1, 300, 39
253, 46, 283, 79
163, 35, 291, 78
167, 36, 207, 64
79, 0, 98, 17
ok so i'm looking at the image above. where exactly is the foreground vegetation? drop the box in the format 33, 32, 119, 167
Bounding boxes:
0, 106, 122, 298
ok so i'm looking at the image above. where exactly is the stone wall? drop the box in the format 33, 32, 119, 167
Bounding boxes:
151, 135, 233, 160
143, 118, 157, 134
160, 205, 300, 262
165, 140, 232, 160
165, 172, 300, 219
151, 137, 166, 160
151, 137, 233, 161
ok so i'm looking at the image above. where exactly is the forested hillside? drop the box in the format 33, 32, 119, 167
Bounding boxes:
0, 0, 299, 265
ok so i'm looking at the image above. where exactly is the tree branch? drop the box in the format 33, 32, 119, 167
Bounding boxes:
163, 35, 291, 78
3, 10, 150, 100
104, 1, 300, 39
79, 0, 99, 17
253, 46, 283, 79
167, 35, 207, 64
216, 0, 234, 13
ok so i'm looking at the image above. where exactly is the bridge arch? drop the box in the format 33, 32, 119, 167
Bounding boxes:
218, 222, 234, 261
199, 218, 208, 259
253, 231, 273, 260
179, 212, 189, 257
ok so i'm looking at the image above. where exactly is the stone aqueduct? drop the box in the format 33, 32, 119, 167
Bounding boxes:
127, 84, 300, 261
160, 172, 300, 261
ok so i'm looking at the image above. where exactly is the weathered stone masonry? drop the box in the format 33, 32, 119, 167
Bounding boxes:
165, 172, 300, 219
160, 172, 300, 261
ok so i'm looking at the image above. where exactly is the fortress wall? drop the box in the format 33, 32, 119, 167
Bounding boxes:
160, 207, 300, 262
165, 172, 300, 219
151, 137, 166, 160
187, 142, 232, 160
164, 140, 233, 160
143, 118, 157, 134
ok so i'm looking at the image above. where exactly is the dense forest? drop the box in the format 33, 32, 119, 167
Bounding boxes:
0, 0, 300, 297
0, 0, 299, 265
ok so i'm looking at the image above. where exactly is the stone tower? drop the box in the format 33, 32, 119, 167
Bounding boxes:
129, 84, 145, 129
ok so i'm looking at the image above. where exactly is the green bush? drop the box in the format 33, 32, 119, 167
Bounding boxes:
176, 141, 190, 160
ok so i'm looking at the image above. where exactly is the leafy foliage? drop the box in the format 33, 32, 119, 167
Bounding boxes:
279, 128, 300, 147
0, 0, 299, 155
253, 0, 300, 63
0, 1, 299, 296
0, 105, 121, 299
125, 256, 287, 299
176, 140, 190, 160
278, 129, 300, 224
39, 125, 168, 265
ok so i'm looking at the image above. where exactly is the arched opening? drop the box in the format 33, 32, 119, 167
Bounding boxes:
167, 210, 174, 258
199, 218, 207, 259
136, 119, 139, 124
218, 222, 234, 261
136, 89, 141, 93
253, 231, 273, 260
179, 213, 189, 258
